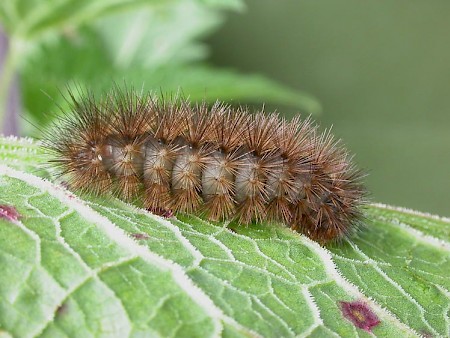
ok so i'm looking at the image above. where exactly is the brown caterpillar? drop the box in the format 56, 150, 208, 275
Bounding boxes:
44, 88, 365, 243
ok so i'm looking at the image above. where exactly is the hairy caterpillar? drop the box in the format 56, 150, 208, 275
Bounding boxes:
44, 88, 365, 243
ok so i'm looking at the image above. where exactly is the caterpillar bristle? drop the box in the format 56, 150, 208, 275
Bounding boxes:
210, 104, 248, 151
245, 112, 280, 155
44, 87, 366, 244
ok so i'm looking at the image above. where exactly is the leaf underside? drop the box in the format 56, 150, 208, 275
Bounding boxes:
0, 136, 449, 338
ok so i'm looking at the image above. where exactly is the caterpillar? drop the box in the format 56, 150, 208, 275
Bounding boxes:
44, 88, 365, 243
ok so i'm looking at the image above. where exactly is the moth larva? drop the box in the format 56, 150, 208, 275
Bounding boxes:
44, 88, 365, 243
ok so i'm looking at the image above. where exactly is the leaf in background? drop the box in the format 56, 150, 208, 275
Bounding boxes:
0, 0, 320, 135
92, 1, 224, 68
20, 29, 320, 135
22, 62, 320, 136
0, 0, 319, 137
0, 1, 165, 40
0, 0, 246, 134
1, 136, 448, 337
0, 0, 244, 42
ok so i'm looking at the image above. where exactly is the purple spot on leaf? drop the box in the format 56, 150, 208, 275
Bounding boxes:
420, 330, 433, 338
147, 207, 174, 219
0, 204, 20, 222
56, 303, 68, 316
131, 233, 150, 240
340, 300, 380, 332
60, 181, 70, 190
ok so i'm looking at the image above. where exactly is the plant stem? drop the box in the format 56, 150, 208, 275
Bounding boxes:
0, 28, 22, 136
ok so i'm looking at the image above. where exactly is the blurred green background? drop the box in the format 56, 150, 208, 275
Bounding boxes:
208, 0, 450, 217
0, 0, 448, 216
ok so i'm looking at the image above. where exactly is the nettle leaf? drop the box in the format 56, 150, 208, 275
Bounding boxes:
18, 0, 319, 134
0, 136, 449, 337
22, 55, 320, 134
1, 0, 196, 39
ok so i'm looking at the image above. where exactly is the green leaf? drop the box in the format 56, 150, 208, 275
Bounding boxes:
0, 0, 243, 38
1, 0, 319, 134
1, 136, 448, 337
22, 60, 320, 134
21, 25, 320, 133
0, 0, 248, 132
4, 0, 319, 133
0, 0, 169, 39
